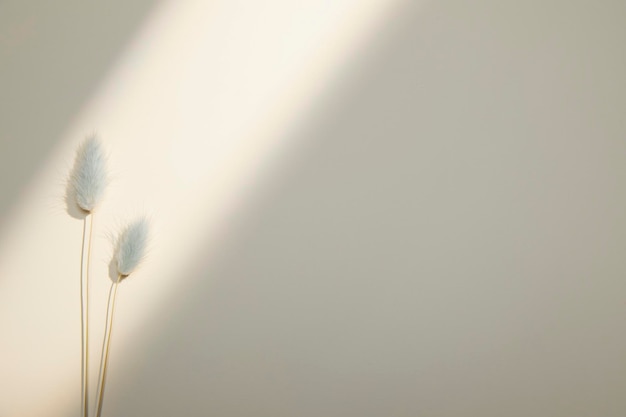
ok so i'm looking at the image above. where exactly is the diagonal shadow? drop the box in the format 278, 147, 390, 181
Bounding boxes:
0, 0, 163, 231
83, 1, 626, 416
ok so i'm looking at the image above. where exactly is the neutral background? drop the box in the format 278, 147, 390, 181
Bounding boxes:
1, 1, 626, 416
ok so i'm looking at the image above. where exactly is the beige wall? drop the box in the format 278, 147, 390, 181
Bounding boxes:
1, 1, 626, 416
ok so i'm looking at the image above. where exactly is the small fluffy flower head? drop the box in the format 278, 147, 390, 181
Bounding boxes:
114, 217, 150, 277
70, 135, 108, 212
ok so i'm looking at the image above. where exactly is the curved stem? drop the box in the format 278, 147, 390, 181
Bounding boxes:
80, 213, 94, 417
95, 275, 121, 417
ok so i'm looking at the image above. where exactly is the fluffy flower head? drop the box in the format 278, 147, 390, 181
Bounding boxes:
114, 217, 150, 277
70, 135, 108, 212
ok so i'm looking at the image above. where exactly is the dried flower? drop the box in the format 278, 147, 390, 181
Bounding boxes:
114, 217, 150, 277
95, 216, 150, 417
70, 135, 108, 212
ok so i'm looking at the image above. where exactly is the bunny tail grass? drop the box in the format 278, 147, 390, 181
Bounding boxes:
80, 214, 94, 417
70, 135, 108, 212
94, 277, 120, 417
71, 135, 107, 417
94, 218, 150, 416
114, 217, 149, 277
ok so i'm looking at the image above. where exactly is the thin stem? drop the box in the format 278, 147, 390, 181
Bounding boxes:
95, 275, 121, 417
80, 213, 94, 417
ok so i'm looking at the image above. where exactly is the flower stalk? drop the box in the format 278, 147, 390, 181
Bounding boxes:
94, 217, 149, 417
79, 213, 94, 417
70, 135, 108, 417
94, 275, 121, 417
